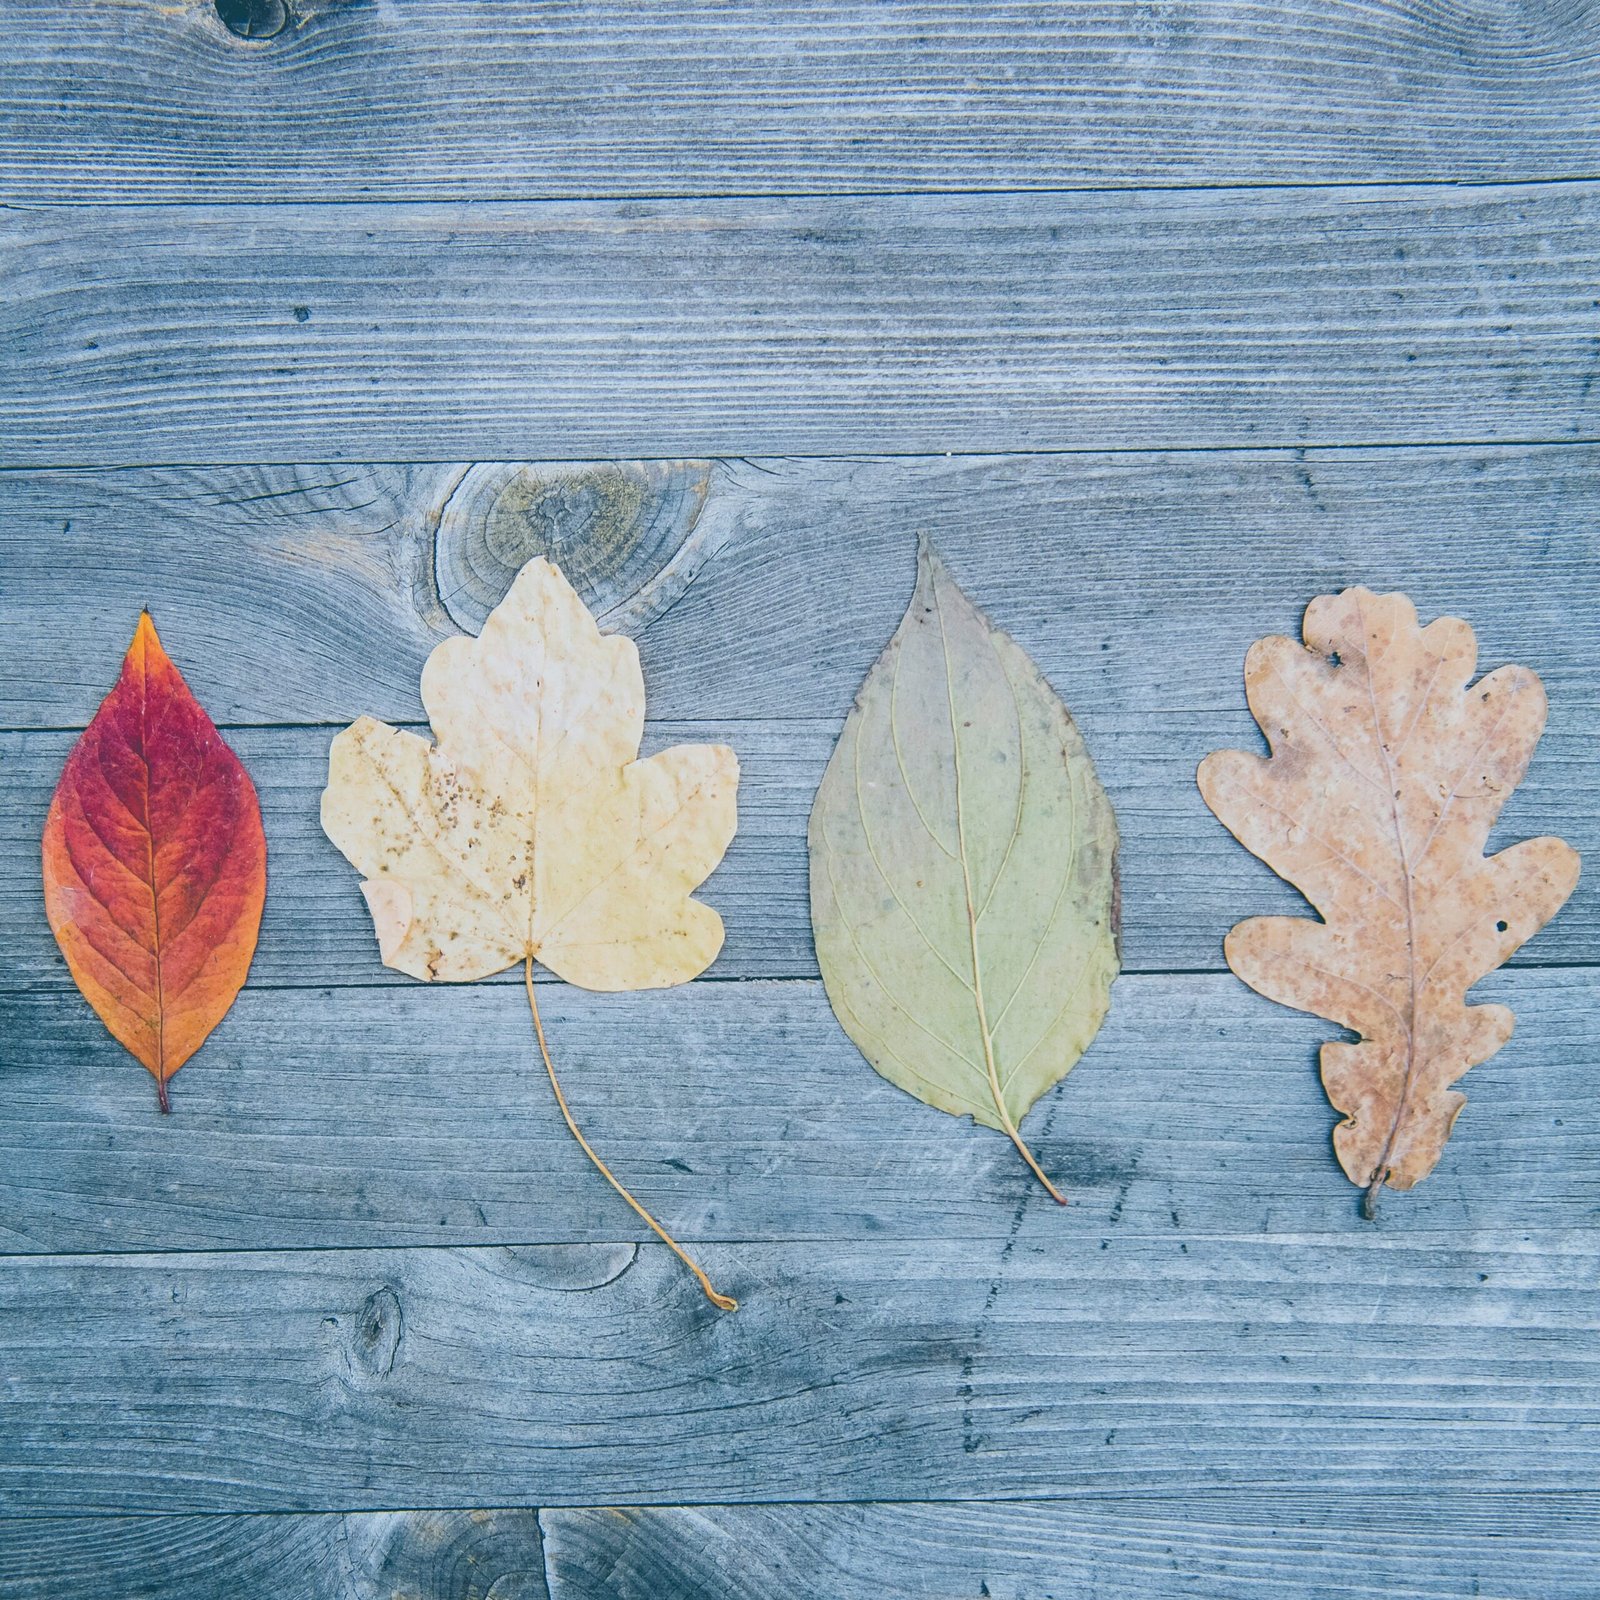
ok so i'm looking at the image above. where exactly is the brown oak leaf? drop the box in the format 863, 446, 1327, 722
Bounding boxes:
1199, 588, 1579, 1214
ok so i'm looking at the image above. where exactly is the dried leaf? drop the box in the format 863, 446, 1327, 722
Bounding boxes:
321, 558, 740, 1307
42, 614, 267, 1112
1199, 588, 1580, 1213
809, 538, 1120, 1202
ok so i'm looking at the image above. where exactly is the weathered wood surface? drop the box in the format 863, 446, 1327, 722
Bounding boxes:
5, 2, 1600, 203
5, 2, 1598, 1586
538, 1494, 1600, 1600
7, 1494, 1595, 1600
0, 722, 826, 988
5, 186, 1599, 464
3, 970, 1593, 1253
0, 1507, 550, 1600
1, 1229, 1596, 1513
5, 452, 1594, 728
4, 452, 1592, 986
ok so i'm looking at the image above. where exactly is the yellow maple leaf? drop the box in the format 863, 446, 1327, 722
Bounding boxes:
322, 558, 740, 1307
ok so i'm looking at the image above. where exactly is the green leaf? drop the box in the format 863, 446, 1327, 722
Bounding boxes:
808, 538, 1120, 1201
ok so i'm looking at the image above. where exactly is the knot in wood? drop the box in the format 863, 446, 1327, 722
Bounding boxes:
214, 0, 289, 39
467, 1242, 640, 1294
345, 1283, 403, 1380
434, 460, 715, 637
340, 1509, 546, 1600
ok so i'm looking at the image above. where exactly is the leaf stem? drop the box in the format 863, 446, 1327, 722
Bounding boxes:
156, 1076, 171, 1115
522, 956, 737, 1313
996, 1098, 1066, 1204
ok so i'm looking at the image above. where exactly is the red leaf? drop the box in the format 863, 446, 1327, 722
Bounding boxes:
41, 614, 266, 1111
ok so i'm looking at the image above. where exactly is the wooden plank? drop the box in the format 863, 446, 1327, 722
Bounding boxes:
5, 187, 1598, 463
0, 1230, 1596, 1512
4, 452, 1594, 973
539, 1494, 1600, 1600
4, 712, 1595, 985
3, 452, 1594, 729
4, 2, 1599, 202
5, 1495, 1593, 1600
1, 971, 1593, 1252
0, 1507, 549, 1599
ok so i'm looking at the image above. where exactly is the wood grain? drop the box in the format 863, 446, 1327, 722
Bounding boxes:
0, 1230, 1595, 1512
0, 722, 822, 989
3, 2, 1598, 202
1, 971, 1593, 1252
539, 1493, 1600, 1600
4, 452, 1594, 729
5, 187, 1598, 463
0, 1507, 549, 1599
6, 1493, 1594, 1599
6, 0, 1597, 1582
5, 452, 1592, 976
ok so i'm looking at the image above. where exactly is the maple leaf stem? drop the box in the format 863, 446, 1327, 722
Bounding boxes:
155, 1077, 171, 1115
1362, 1170, 1386, 1221
522, 956, 738, 1313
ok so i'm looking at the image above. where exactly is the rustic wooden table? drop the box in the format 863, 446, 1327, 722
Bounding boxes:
2, 4, 1598, 1595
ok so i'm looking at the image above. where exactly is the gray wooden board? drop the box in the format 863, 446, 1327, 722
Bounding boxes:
0, 1507, 549, 1600
0, 722, 828, 989
3, 453, 1594, 729
4, 2, 1600, 203
5, 187, 1599, 463
0, 1229, 1596, 1512
4, 8, 1599, 1580
3, 1494, 1595, 1600
4, 451, 1594, 980
537, 1494, 1600, 1600
3, 971, 1594, 1253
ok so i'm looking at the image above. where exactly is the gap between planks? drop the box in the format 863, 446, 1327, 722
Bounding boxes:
8, 437, 1600, 478
11, 174, 1600, 212
1, 1486, 1594, 1519
0, 1227, 1593, 1268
